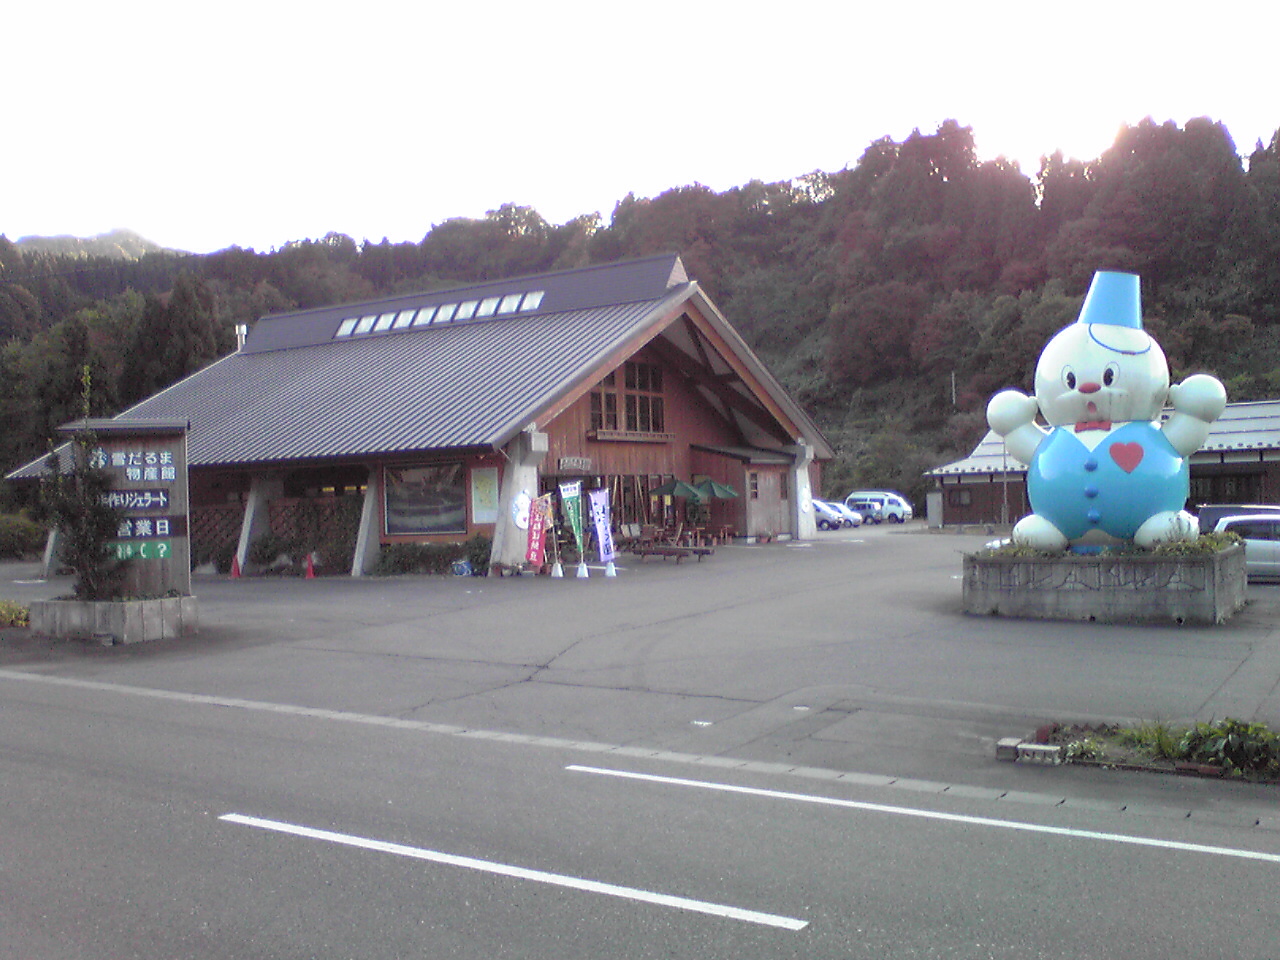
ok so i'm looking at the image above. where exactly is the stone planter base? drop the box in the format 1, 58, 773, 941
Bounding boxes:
963, 545, 1246, 624
29, 596, 199, 644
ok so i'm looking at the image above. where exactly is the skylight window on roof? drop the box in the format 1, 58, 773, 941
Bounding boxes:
331, 286, 542, 342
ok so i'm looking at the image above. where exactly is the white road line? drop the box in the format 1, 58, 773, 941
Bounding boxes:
219, 813, 807, 931
0, 668, 1253, 825
566, 765, 1280, 866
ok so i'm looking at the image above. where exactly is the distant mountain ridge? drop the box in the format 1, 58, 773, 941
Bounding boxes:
14, 228, 181, 260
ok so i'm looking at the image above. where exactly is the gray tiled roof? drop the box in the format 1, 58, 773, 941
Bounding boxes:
929, 399, 1280, 477
244, 253, 688, 354
120, 294, 682, 468
11, 254, 834, 477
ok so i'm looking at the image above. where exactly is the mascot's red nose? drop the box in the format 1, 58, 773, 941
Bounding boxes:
1078, 382, 1101, 394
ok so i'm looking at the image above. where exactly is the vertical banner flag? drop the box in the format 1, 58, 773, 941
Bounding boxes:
559, 480, 587, 577
588, 488, 615, 563
525, 494, 552, 565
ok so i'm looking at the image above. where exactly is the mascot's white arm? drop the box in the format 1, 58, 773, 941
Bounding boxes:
1163, 374, 1227, 458
986, 389, 1046, 466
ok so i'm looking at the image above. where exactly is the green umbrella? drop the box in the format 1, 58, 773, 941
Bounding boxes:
651, 479, 706, 501
693, 479, 739, 499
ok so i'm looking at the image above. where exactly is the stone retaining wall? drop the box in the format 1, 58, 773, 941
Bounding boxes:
963, 545, 1246, 624
29, 596, 199, 644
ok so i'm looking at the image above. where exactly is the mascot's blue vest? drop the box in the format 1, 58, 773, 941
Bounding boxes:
1027, 421, 1188, 541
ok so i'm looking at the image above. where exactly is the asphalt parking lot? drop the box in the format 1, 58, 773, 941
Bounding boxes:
4, 522, 1279, 803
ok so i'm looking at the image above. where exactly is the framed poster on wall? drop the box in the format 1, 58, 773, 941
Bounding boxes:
384, 463, 467, 535
470, 466, 499, 524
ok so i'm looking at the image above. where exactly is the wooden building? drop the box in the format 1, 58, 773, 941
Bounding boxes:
12, 255, 832, 573
927, 400, 1280, 527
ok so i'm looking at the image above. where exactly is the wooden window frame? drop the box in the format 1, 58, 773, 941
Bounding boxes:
589, 362, 671, 442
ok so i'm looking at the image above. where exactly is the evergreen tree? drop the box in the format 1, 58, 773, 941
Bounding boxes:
40, 368, 126, 600
120, 272, 226, 405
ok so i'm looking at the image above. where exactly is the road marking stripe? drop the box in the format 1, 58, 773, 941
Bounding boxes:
219, 813, 807, 931
0, 668, 1262, 828
566, 765, 1280, 865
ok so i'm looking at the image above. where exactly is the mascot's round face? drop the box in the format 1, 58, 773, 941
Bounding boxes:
1033, 323, 1170, 428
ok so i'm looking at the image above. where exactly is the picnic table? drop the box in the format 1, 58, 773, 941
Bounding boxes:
629, 523, 715, 562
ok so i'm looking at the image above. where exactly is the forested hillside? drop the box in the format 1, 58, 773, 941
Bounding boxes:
3, 117, 1279, 505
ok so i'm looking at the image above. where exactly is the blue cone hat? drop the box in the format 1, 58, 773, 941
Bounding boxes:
1077, 271, 1142, 329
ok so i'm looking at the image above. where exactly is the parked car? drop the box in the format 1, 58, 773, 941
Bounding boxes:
812, 500, 847, 530
880, 495, 913, 523
844, 490, 913, 523
846, 497, 884, 524
828, 502, 863, 527
1195, 503, 1280, 534
1213, 514, 1280, 579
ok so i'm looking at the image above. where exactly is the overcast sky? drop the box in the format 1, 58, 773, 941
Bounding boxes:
7, 1, 1277, 255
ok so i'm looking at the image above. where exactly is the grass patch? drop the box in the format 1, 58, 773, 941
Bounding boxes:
0, 600, 29, 627
979, 531, 1240, 560
1048, 717, 1280, 780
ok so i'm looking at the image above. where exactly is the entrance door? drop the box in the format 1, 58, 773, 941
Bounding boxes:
744, 467, 788, 538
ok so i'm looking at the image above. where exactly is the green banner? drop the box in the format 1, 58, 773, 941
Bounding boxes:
558, 481, 586, 557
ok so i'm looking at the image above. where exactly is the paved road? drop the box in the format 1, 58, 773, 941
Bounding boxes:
5, 523, 1278, 788
2, 524, 1279, 957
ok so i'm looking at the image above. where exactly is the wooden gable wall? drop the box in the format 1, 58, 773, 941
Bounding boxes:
543, 343, 744, 479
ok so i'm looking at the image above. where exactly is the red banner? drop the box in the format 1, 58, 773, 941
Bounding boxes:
525, 494, 552, 565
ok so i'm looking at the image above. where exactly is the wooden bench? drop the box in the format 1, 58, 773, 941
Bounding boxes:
613, 523, 643, 549
630, 543, 715, 562
632, 543, 692, 562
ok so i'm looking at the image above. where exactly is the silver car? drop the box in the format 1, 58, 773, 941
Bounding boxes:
827, 502, 863, 527
1214, 514, 1280, 579
812, 500, 847, 531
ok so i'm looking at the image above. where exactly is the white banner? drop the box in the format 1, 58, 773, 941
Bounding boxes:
588, 488, 616, 563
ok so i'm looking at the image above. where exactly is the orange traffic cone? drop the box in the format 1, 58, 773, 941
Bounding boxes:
305, 554, 315, 579
230, 554, 241, 579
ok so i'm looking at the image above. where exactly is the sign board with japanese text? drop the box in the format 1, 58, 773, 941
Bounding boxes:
58, 418, 192, 597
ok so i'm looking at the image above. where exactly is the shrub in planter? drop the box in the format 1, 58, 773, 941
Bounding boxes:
464, 534, 492, 575
374, 542, 465, 576
247, 532, 301, 570
194, 540, 238, 574
373, 537, 492, 577
40, 392, 128, 601
1177, 718, 1280, 777
28, 369, 199, 644
0, 599, 30, 627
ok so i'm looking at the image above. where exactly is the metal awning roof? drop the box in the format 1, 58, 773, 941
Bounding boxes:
9, 255, 832, 479
692, 444, 794, 464
928, 400, 1280, 477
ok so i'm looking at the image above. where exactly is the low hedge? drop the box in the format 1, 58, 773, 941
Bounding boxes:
375, 535, 491, 576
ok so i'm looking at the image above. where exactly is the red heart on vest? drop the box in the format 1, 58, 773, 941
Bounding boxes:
1109, 442, 1144, 473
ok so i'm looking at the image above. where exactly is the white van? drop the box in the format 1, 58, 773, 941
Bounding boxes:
844, 490, 913, 523
1214, 514, 1280, 579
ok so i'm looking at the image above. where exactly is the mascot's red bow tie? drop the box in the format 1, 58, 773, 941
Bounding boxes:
1075, 420, 1112, 432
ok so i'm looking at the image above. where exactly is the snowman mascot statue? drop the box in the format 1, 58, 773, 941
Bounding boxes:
986, 270, 1226, 552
